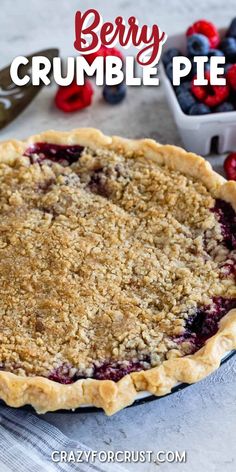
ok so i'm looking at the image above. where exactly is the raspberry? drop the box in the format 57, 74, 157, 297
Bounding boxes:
191, 72, 230, 107
191, 77, 206, 101
83, 45, 124, 65
186, 20, 220, 48
55, 81, 93, 112
224, 153, 236, 180
226, 64, 236, 90
204, 85, 229, 107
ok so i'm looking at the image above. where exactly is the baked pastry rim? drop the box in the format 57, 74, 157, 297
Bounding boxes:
0, 127, 235, 416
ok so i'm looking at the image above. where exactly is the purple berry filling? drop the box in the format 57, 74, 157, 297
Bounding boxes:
88, 167, 110, 198
92, 360, 147, 382
222, 262, 236, 277
48, 365, 76, 384
180, 297, 236, 351
48, 359, 148, 384
212, 199, 236, 251
24, 143, 84, 166
21, 184, 236, 383
48, 301, 236, 383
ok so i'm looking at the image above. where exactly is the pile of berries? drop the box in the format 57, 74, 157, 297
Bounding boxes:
55, 46, 126, 113
163, 18, 236, 116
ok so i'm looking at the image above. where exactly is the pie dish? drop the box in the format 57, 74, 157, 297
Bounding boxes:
0, 128, 235, 415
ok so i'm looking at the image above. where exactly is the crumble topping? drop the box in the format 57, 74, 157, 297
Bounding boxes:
0, 144, 235, 382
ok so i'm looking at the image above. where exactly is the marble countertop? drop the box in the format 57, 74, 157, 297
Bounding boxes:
0, 0, 236, 470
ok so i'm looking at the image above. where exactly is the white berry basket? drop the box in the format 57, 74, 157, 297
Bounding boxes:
160, 28, 236, 156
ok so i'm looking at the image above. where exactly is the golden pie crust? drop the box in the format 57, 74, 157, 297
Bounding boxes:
0, 128, 235, 415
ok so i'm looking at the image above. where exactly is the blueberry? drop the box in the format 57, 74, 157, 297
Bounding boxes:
215, 102, 234, 112
103, 83, 126, 105
220, 38, 236, 61
227, 18, 236, 38
177, 91, 196, 114
224, 63, 233, 74
165, 62, 173, 81
188, 103, 211, 115
162, 48, 181, 66
191, 60, 210, 78
166, 61, 188, 82
208, 49, 224, 57
175, 81, 191, 96
187, 34, 210, 56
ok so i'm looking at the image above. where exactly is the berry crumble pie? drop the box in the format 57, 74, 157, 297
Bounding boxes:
0, 128, 235, 415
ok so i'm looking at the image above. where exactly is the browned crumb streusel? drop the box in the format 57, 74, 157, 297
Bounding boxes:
0, 146, 235, 380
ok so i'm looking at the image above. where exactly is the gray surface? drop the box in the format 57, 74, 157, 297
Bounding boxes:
0, 1, 236, 471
